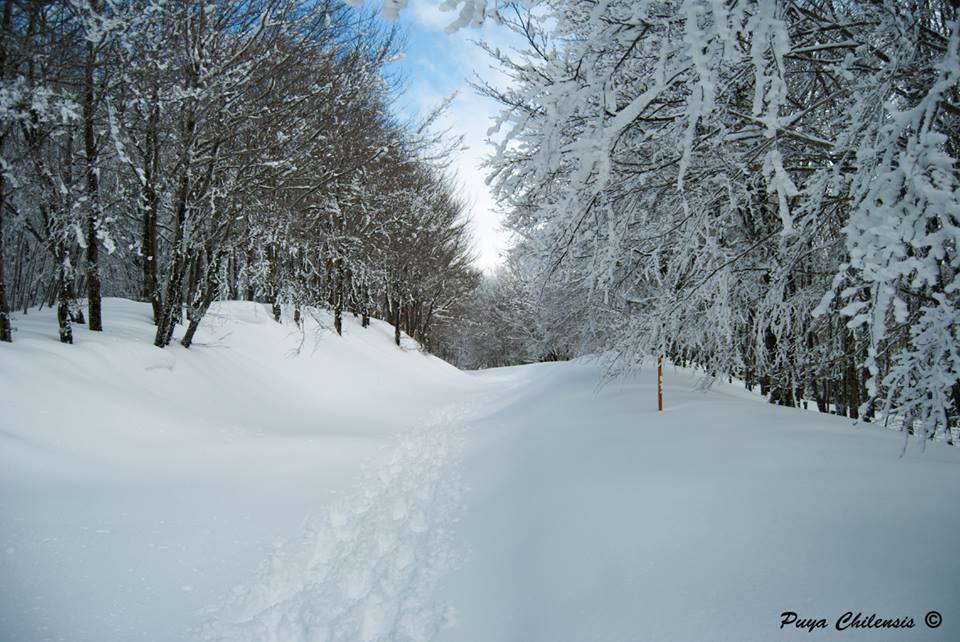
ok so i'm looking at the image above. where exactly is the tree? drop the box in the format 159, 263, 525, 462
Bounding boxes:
478, 0, 960, 441
1, 0, 481, 363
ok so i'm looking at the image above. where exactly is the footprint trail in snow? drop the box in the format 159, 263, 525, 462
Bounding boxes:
199, 409, 468, 642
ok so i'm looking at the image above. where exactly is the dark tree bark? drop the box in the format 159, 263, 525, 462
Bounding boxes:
154, 99, 196, 347
333, 258, 344, 335
0, 0, 12, 342
141, 90, 162, 324
155, 2, 205, 348
815, 379, 828, 413
394, 299, 401, 346
360, 284, 370, 328
181, 268, 218, 349
55, 238, 73, 344
244, 247, 255, 301
82, 20, 102, 331
844, 332, 860, 420
154, 166, 191, 347
0, 174, 10, 343
266, 244, 281, 322
421, 300, 435, 350
948, 381, 960, 446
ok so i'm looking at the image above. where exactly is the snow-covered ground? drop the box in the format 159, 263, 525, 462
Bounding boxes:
2, 299, 959, 641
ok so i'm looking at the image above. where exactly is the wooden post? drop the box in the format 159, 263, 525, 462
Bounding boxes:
658, 354, 663, 411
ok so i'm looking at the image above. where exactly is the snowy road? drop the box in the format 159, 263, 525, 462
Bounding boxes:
208, 359, 960, 642
3, 301, 960, 642
201, 408, 470, 642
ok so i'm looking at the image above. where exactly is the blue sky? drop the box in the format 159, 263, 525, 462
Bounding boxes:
367, 1, 519, 272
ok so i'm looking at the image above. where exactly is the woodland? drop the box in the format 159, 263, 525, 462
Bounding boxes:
2, 0, 959, 442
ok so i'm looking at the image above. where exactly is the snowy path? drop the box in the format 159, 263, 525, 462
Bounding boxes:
1, 300, 480, 642
200, 406, 473, 642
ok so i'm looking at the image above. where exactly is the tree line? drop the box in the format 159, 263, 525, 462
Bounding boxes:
455, 0, 960, 443
0, 0, 478, 352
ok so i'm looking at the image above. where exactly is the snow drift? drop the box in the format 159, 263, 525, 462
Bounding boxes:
2, 298, 959, 642
0, 299, 473, 642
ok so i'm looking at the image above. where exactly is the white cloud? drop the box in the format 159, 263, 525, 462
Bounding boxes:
400, 1, 525, 272
436, 91, 509, 273
410, 0, 453, 30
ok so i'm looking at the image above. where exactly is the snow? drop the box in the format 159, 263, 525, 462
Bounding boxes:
3, 299, 960, 641
438, 362, 960, 641
201, 421, 467, 642
1, 299, 471, 642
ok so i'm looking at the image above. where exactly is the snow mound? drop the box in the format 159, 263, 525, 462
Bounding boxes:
0, 298, 473, 642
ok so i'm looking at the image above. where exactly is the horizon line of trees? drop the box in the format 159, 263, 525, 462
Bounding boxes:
0, 0, 479, 354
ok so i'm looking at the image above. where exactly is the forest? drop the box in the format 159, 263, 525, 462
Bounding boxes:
0, 0, 478, 355
2, 0, 959, 443
3, 3, 960, 640
454, 0, 960, 444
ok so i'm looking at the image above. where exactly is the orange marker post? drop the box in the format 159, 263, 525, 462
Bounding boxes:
657, 354, 663, 412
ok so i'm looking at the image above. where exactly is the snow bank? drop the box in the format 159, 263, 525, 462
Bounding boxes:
0, 299, 471, 642
439, 360, 960, 642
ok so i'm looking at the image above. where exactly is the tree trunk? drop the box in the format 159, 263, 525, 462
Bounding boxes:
266, 244, 281, 322
55, 238, 72, 344
83, 31, 102, 331
0, 174, 10, 342
155, 13, 201, 348
181, 268, 219, 349
760, 328, 774, 400
141, 91, 162, 324
154, 107, 195, 347
333, 258, 344, 335
360, 285, 369, 328
948, 381, 959, 446
845, 334, 860, 420
421, 301, 435, 351
180, 318, 200, 348
227, 255, 239, 300
0, 0, 11, 342
244, 248, 255, 301
394, 300, 401, 346
154, 174, 190, 347
815, 379, 828, 413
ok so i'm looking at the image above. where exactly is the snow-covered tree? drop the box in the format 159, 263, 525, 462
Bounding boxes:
1, 0, 479, 361
479, 0, 960, 441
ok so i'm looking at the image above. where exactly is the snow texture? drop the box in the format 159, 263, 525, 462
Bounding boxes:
3, 299, 960, 642
199, 415, 466, 642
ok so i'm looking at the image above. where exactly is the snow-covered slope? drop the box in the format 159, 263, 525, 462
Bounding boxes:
2, 299, 959, 642
0, 299, 475, 642
441, 362, 960, 642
